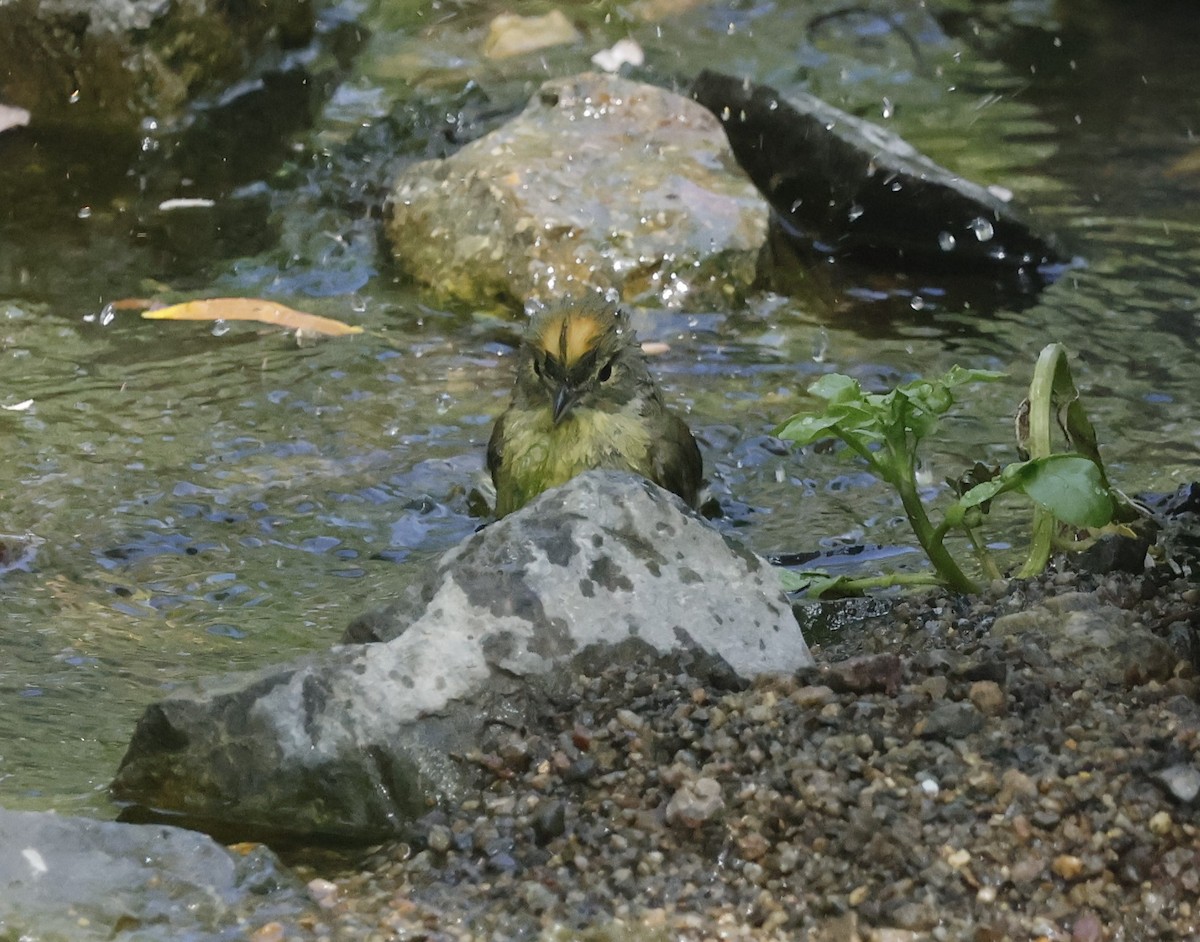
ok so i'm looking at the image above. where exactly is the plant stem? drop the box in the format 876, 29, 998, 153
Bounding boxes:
964, 526, 1003, 581
886, 434, 981, 595
834, 571, 950, 593
1018, 343, 1064, 578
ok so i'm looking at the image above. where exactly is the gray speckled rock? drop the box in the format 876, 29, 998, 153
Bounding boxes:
0, 807, 313, 940
991, 591, 1177, 685
385, 71, 769, 309
112, 471, 811, 841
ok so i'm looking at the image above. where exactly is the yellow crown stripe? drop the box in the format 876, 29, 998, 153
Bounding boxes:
538, 312, 606, 367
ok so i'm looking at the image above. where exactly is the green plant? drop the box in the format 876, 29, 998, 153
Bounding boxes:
775, 344, 1128, 596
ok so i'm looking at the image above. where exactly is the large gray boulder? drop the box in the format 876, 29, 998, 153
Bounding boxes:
385, 71, 769, 309
112, 471, 811, 842
0, 807, 314, 940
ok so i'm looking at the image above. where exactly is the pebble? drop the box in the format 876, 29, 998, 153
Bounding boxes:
1154, 763, 1200, 803
916, 701, 984, 739
279, 568, 1200, 941
664, 776, 724, 827
968, 679, 1007, 715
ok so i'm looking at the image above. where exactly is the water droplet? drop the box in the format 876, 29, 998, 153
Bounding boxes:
767, 99, 778, 111
211, 319, 230, 337
910, 295, 926, 311
881, 97, 894, 119
77, 206, 92, 220
68, 89, 80, 104
99, 303, 115, 327
969, 217, 994, 242
812, 330, 829, 363
938, 231, 957, 252
720, 106, 731, 121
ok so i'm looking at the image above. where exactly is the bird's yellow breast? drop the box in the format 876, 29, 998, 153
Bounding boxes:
495, 406, 653, 513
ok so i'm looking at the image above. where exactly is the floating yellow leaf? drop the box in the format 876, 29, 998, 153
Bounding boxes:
141, 298, 363, 337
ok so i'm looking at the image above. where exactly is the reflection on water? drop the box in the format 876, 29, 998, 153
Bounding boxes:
1, 0, 1199, 815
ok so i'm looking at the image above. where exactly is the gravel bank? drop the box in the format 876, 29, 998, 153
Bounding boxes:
280, 567, 1199, 942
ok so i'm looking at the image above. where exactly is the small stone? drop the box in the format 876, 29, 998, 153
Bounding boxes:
916, 702, 983, 740
533, 799, 567, 844
482, 10, 581, 60
1052, 854, 1085, 880
520, 880, 558, 913
307, 877, 339, 909
822, 653, 903, 694
665, 776, 724, 827
945, 847, 971, 869
250, 923, 285, 942
792, 684, 836, 707
427, 824, 452, 853
968, 680, 1007, 716
1149, 810, 1172, 835
1072, 910, 1104, 942
616, 708, 644, 731
1010, 853, 1045, 884
1154, 764, 1200, 803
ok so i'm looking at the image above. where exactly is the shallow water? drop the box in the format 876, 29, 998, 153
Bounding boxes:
1, 0, 1197, 815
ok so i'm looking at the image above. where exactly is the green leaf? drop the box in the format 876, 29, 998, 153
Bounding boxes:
775, 412, 847, 444
941, 366, 1007, 387
778, 569, 858, 598
1016, 455, 1115, 528
956, 474, 1019, 510
960, 455, 1113, 529
808, 373, 863, 404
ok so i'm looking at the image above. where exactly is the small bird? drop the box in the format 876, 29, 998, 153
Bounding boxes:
488, 296, 703, 517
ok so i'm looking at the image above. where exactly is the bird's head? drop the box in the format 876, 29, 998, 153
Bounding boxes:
514, 296, 647, 424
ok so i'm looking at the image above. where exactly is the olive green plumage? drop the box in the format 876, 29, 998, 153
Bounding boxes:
488, 296, 702, 517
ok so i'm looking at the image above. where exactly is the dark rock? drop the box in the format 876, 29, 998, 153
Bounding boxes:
817, 653, 904, 695
0, 807, 314, 941
112, 471, 812, 842
386, 72, 768, 309
690, 70, 1062, 279
532, 800, 567, 844
917, 702, 984, 740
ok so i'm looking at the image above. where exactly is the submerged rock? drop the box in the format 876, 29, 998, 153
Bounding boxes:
0, 0, 314, 132
385, 71, 768, 309
112, 471, 811, 842
0, 807, 313, 940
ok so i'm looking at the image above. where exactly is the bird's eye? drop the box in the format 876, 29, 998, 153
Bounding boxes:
598, 361, 614, 383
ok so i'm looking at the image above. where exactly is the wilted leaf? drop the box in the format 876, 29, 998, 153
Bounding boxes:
142, 298, 363, 337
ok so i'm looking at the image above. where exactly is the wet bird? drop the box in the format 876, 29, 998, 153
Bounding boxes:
488, 296, 702, 517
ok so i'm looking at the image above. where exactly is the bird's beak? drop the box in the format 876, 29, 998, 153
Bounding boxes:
552, 383, 578, 425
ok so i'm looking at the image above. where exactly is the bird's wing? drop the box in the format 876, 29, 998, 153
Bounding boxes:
486, 410, 507, 485
651, 413, 703, 508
